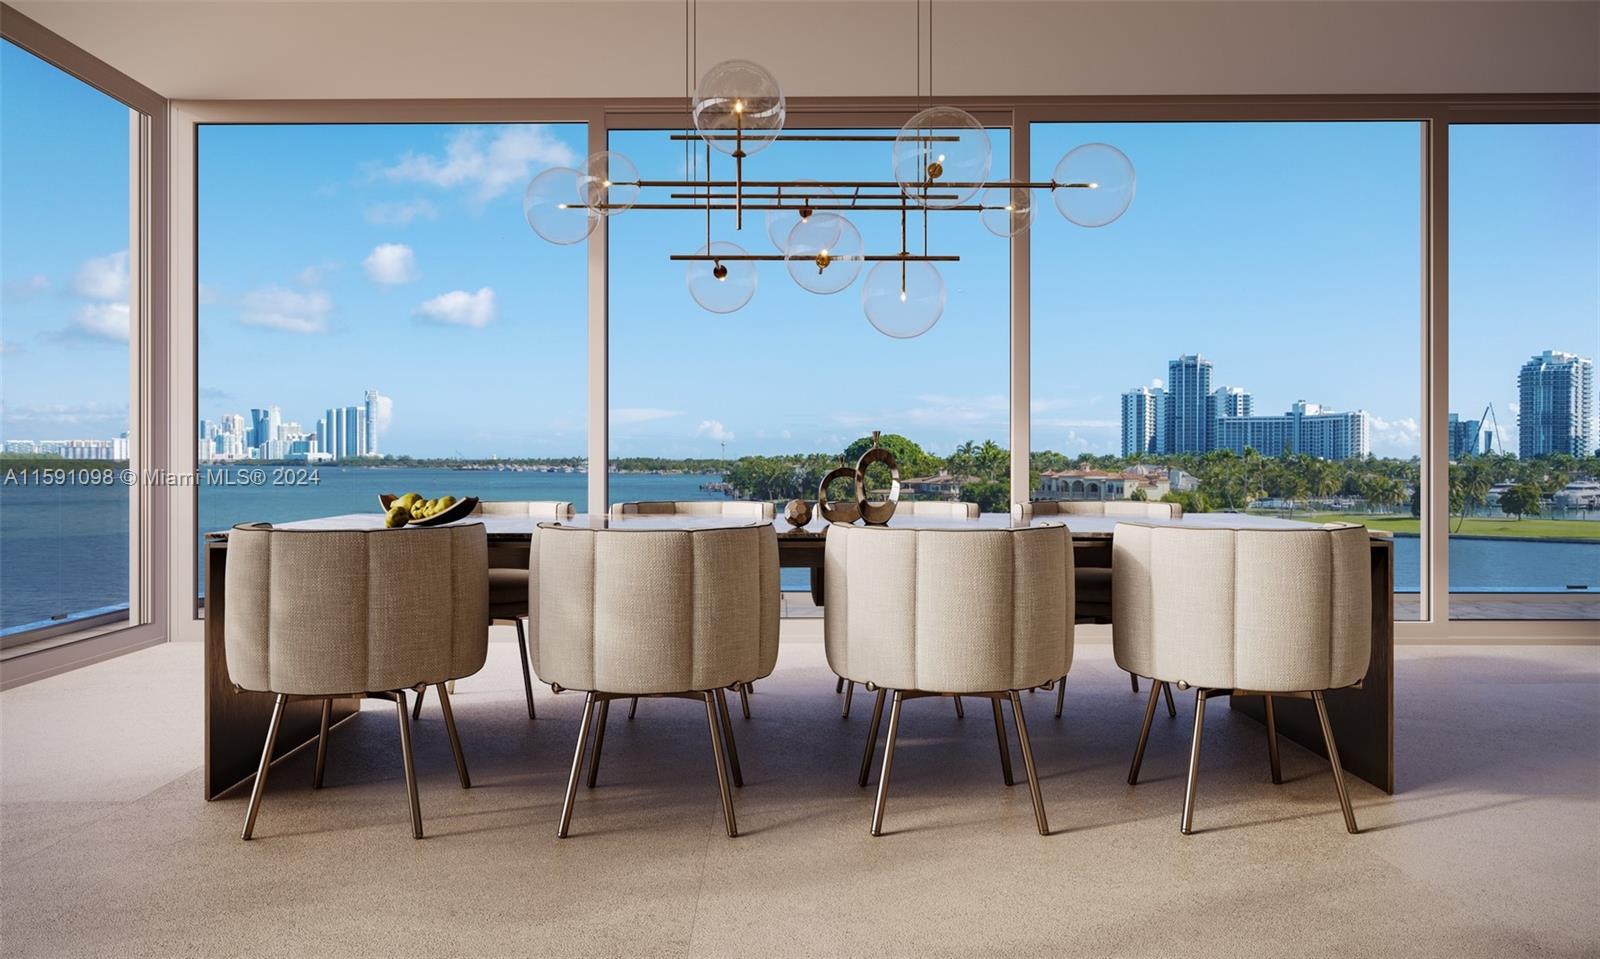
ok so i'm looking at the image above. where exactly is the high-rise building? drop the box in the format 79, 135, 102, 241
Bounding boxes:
364, 390, 381, 457
1121, 387, 1163, 457
324, 407, 342, 460
1165, 354, 1213, 453
1213, 400, 1370, 460
1209, 385, 1252, 422
342, 406, 366, 458
1517, 350, 1594, 458
1448, 413, 1485, 460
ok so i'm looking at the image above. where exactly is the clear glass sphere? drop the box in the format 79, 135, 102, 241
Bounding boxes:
861, 260, 946, 338
764, 180, 836, 252
523, 166, 597, 245
979, 186, 1035, 237
693, 59, 786, 157
1052, 143, 1136, 227
685, 241, 758, 313
785, 214, 864, 295
580, 151, 639, 216
892, 106, 991, 208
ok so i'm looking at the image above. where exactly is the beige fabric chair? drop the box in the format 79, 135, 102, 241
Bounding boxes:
610, 499, 775, 521
1020, 499, 1184, 520
415, 500, 575, 722
528, 522, 780, 838
824, 523, 1074, 836
223, 522, 489, 840
892, 500, 980, 518
1112, 521, 1372, 834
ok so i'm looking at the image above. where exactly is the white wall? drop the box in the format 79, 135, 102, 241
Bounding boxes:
12, 0, 1599, 101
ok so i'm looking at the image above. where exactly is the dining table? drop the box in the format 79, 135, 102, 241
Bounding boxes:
201, 510, 1394, 801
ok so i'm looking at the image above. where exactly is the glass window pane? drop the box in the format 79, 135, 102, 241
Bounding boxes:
1448, 123, 1599, 620
1029, 121, 1424, 620
1, 40, 136, 640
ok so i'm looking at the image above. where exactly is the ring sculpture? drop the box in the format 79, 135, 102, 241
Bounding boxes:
816, 431, 901, 526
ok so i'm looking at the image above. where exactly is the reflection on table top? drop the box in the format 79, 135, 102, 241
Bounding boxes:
207, 511, 1390, 543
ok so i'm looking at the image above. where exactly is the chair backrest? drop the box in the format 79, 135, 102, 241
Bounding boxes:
1112, 522, 1371, 692
528, 523, 780, 694
1017, 499, 1181, 521
475, 500, 575, 518
823, 523, 1074, 693
610, 500, 775, 521
224, 523, 489, 696
893, 500, 980, 519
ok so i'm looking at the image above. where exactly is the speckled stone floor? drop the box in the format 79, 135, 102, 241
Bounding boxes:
2, 627, 1596, 958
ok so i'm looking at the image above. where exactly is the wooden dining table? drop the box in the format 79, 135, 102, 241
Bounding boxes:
202, 511, 1394, 801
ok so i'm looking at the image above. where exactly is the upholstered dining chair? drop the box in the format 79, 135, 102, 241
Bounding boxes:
528, 521, 779, 838
1016, 499, 1183, 718
825, 522, 1074, 836
413, 500, 574, 722
1112, 521, 1371, 835
223, 522, 489, 840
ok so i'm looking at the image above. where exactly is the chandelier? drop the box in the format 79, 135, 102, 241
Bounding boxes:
524, 3, 1135, 339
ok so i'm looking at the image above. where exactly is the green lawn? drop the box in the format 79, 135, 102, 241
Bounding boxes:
1294, 512, 1600, 540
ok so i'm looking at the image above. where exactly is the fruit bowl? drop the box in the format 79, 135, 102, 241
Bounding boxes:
378, 493, 479, 527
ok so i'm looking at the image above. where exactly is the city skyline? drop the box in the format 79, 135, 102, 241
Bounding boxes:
198, 389, 389, 462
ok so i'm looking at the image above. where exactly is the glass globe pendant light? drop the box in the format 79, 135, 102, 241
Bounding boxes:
785, 214, 864, 295
861, 259, 946, 338
692, 59, 786, 157
523, 166, 598, 245
979, 185, 1034, 237
892, 106, 991, 209
1053, 143, 1136, 227
765, 181, 837, 253
685, 241, 758, 313
580, 151, 640, 216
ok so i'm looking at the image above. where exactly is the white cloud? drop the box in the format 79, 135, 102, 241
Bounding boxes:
1150, 377, 1165, 390
363, 244, 418, 285
0, 400, 127, 427
197, 282, 223, 305
240, 286, 332, 334
414, 287, 495, 328
72, 251, 129, 300
365, 199, 439, 226
377, 126, 577, 203
1368, 414, 1421, 457
71, 302, 131, 342
697, 420, 735, 443
611, 408, 682, 425
370, 394, 394, 433
3, 274, 50, 301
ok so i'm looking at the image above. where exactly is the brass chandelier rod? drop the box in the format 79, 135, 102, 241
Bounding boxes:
624, 178, 1091, 190
670, 253, 960, 262
591, 202, 1002, 213
670, 133, 960, 143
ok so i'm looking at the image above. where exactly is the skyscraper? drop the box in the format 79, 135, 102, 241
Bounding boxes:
1165, 354, 1213, 453
1210, 385, 1252, 421
1121, 387, 1163, 457
1212, 401, 1370, 460
1448, 413, 1484, 460
324, 407, 342, 460
364, 390, 381, 457
1517, 350, 1594, 458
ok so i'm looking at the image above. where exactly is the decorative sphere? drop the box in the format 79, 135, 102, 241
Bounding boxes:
892, 106, 991, 208
685, 241, 757, 314
1052, 143, 1136, 227
861, 260, 946, 339
693, 59, 786, 157
979, 185, 1035, 237
783, 498, 813, 527
580, 151, 639, 216
765, 180, 835, 252
785, 214, 864, 295
523, 166, 597, 245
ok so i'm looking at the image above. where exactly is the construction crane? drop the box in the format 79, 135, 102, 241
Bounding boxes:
1476, 402, 1503, 456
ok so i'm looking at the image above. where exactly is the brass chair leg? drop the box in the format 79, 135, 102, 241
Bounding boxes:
858, 687, 887, 788
312, 698, 332, 789
1180, 689, 1210, 835
628, 696, 638, 720
842, 680, 854, 718
1127, 680, 1163, 786
836, 676, 845, 695
991, 697, 1015, 786
738, 683, 751, 720
703, 692, 738, 837
557, 692, 597, 838
1264, 694, 1282, 785
241, 693, 286, 840
1313, 690, 1359, 834
714, 687, 743, 788
1008, 691, 1050, 836
1164, 682, 1177, 718
1130, 673, 1140, 694
585, 698, 610, 789
515, 619, 537, 720
1055, 675, 1067, 718
435, 682, 470, 790
869, 690, 904, 836
411, 683, 426, 719
395, 691, 424, 839
953, 695, 965, 718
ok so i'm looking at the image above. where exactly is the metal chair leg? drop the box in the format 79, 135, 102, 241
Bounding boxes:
1130, 672, 1140, 694
836, 676, 845, 695
395, 691, 424, 839
1264, 694, 1282, 784
1313, 690, 1359, 834
738, 683, 751, 720
515, 619, 536, 720
1180, 689, 1209, 835
703, 692, 738, 837
585, 699, 610, 789
869, 690, 903, 836
312, 698, 332, 789
411, 683, 426, 719
1055, 675, 1067, 718
434, 682, 470, 790
714, 687, 743, 788
241, 694, 286, 840
842, 680, 854, 718
1008, 691, 1050, 835
991, 696, 1015, 786
628, 696, 638, 719
953, 695, 965, 718
1127, 680, 1163, 785
558, 692, 597, 838
859, 687, 887, 788
1164, 681, 1177, 718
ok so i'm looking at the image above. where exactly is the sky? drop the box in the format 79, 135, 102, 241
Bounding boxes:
3, 39, 1596, 462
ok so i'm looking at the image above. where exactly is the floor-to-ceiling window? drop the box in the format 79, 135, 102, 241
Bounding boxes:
606, 126, 1013, 536
1029, 121, 1426, 619
1448, 122, 1599, 620
195, 122, 588, 601
0, 40, 139, 641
